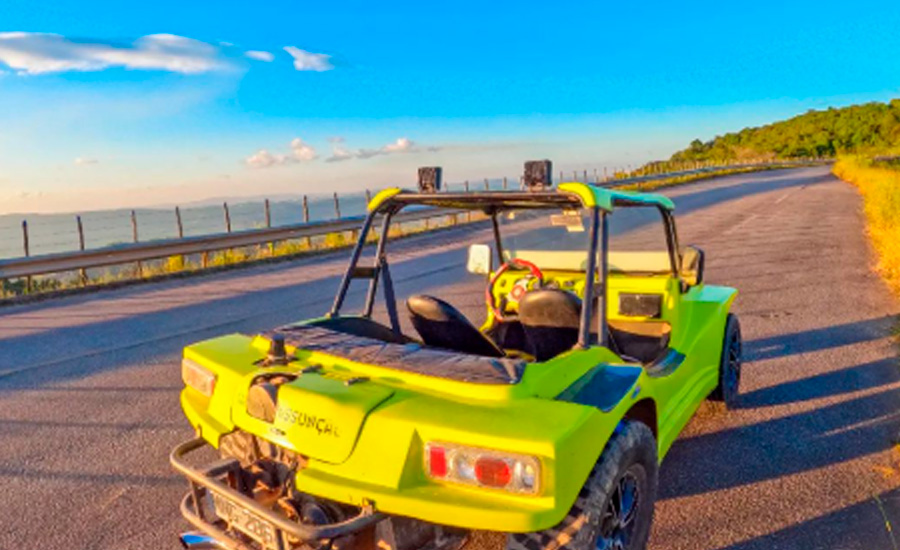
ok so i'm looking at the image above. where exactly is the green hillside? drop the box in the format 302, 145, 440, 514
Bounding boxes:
671, 99, 900, 162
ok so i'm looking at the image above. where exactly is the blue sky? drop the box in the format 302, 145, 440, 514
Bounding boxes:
1, 0, 899, 213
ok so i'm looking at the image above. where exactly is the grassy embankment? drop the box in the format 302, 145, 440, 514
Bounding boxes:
833, 156, 900, 294
0, 162, 805, 301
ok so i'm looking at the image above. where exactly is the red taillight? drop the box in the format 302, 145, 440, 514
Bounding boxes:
475, 457, 512, 487
428, 445, 447, 478
424, 441, 541, 494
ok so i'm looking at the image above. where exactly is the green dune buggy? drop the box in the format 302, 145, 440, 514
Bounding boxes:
170, 162, 741, 550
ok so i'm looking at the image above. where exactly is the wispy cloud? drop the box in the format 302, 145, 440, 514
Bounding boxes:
245, 137, 318, 168
326, 137, 434, 162
0, 32, 231, 74
245, 50, 274, 62
251, 136, 434, 166
325, 142, 354, 163
284, 46, 332, 72
73, 157, 98, 166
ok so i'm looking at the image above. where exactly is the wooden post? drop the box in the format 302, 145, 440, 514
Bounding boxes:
333, 192, 341, 219
131, 210, 142, 277
583, 169, 588, 182
77, 216, 87, 286
264, 199, 274, 255
484, 178, 490, 191
593, 168, 598, 183
223, 202, 232, 233
22, 220, 31, 294
175, 207, 184, 238
464, 181, 470, 222
302, 195, 311, 248
559, 170, 564, 183
174, 207, 185, 271
573, 170, 577, 182
365, 189, 372, 205
502, 176, 508, 190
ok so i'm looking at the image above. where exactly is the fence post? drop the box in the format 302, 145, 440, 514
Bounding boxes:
77, 216, 87, 286
573, 170, 577, 182
22, 220, 31, 294
131, 210, 143, 277
333, 192, 341, 219
502, 176, 508, 190
559, 170, 564, 183
175, 207, 184, 239
223, 203, 232, 233
264, 199, 274, 255
484, 178, 490, 191
302, 195, 311, 249
604, 167, 608, 181
173, 207, 185, 271
365, 189, 372, 204
464, 181, 471, 222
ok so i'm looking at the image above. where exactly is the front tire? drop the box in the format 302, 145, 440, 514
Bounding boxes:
507, 420, 658, 550
710, 313, 742, 408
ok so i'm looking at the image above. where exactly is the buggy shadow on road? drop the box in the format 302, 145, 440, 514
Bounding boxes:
659, 316, 900, 501
714, 487, 900, 550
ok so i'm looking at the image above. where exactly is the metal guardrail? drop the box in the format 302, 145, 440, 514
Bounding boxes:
0, 160, 825, 280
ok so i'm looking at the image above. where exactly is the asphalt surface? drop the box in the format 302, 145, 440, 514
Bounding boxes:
0, 166, 898, 550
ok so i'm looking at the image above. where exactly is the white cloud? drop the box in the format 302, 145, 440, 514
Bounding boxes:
245, 150, 286, 169
245, 138, 318, 168
289, 138, 317, 161
325, 143, 354, 163
245, 50, 274, 62
284, 46, 332, 72
74, 157, 98, 166
0, 32, 231, 75
382, 137, 415, 153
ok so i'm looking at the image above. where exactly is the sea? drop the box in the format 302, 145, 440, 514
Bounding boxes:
0, 192, 373, 260
0, 177, 530, 260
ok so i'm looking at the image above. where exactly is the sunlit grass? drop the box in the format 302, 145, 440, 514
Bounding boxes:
833, 156, 900, 295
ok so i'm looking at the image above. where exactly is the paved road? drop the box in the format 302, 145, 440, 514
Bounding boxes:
0, 167, 897, 550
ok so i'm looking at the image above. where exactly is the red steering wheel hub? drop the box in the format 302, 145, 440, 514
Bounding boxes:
486, 258, 544, 322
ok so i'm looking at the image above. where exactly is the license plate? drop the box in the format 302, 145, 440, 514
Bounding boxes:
211, 490, 279, 549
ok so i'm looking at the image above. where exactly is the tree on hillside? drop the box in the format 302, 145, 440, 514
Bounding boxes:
670, 100, 900, 162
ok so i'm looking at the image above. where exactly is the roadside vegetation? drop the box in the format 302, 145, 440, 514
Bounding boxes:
833, 156, 900, 294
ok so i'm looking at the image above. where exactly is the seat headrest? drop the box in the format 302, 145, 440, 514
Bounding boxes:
518, 289, 582, 329
407, 295, 468, 323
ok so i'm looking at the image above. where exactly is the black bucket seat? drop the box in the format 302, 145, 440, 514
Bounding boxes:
407, 295, 504, 357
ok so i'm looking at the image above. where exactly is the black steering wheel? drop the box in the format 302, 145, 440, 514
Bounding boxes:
485, 258, 544, 322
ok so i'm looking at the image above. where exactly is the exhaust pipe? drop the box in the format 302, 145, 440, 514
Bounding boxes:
179, 532, 225, 549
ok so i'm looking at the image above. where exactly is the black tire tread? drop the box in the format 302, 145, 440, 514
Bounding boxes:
506, 420, 658, 550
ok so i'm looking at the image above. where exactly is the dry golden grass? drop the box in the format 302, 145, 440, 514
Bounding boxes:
833, 156, 900, 294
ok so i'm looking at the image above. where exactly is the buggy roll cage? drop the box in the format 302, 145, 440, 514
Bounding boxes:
328, 186, 683, 353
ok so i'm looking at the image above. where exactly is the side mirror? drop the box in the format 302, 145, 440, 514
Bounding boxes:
467, 244, 493, 275
681, 245, 705, 287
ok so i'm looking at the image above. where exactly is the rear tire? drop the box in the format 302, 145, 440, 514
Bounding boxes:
506, 420, 658, 550
709, 313, 742, 408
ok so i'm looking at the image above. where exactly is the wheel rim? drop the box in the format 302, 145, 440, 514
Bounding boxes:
724, 331, 741, 398
596, 467, 642, 550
